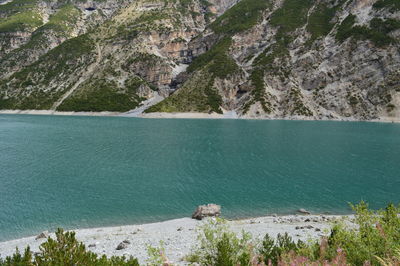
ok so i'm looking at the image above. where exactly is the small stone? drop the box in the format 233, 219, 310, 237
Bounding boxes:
315, 228, 321, 232
116, 242, 128, 250
305, 225, 314, 229
35, 231, 49, 240
177, 227, 183, 231
272, 214, 278, 217
298, 208, 311, 215
88, 243, 96, 248
304, 218, 311, 222
122, 239, 131, 244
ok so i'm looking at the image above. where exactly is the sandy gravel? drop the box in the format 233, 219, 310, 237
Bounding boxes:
0, 110, 120, 117
0, 110, 398, 123
0, 215, 353, 265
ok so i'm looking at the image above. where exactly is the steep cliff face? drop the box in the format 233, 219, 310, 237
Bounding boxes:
149, 0, 400, 121
0, 0, 399, 121
0, 0, 132, 78
0, 0, 237, 111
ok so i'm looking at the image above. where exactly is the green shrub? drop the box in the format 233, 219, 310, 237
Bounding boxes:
0, 229, 139, 266
0, 248, 33, 266
58, 79, 144, 112
306, 1, 348, 43
187, 37, 238, 79
260, 233, 306, 265
322, 202, 400, 265
188, 202, 400, 265
186, 218, 254, 266
373, 0, 400, 11
0, 10, 42, 33
336, 14, 357, 42
145, 72, 223, 114
270, 0, 313, 33
146, 242, 170, 266
337, 15, 400, 46
209, 0, 269, 35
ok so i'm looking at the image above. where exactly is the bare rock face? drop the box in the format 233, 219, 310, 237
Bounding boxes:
192, 204, 221, 220
1, 0, 399, 120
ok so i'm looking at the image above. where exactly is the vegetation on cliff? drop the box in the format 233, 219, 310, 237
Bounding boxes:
0, 0, 399, 119
148, 0, 270, 114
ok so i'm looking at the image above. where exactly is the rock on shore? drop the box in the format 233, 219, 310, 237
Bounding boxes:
192, 204, 221, 220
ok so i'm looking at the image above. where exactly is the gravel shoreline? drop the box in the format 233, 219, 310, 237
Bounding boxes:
0, 109, 399, 123
0, 215, 354, 265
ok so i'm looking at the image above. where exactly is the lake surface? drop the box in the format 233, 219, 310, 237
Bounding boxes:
0, 114, 400, 241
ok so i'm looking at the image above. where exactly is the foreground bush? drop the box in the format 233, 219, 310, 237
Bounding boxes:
185, 218, 255, 265
0, 202, 399, 265
0, 229, 139, 266
187, 202, 400, 266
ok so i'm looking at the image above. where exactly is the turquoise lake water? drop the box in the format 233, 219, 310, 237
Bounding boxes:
0, 114, 400, 241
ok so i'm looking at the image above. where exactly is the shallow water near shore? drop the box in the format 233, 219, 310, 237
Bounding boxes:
0, 114, 400, 241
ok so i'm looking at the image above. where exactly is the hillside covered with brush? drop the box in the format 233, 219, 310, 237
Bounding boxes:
0, 0, 399, 120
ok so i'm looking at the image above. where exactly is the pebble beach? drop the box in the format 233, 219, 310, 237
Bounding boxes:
0, 214, 354, 265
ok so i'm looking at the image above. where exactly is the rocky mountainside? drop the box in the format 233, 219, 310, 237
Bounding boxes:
0, 0, 399, 121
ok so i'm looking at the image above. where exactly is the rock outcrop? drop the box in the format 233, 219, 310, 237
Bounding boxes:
35, 231, 49, 240
192, 204, 221, 220
298, 209, 311, 215
0, 0, 399, 122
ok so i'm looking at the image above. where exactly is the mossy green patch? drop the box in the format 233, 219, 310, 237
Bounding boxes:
43, 4, 81, 33
187, 37, 238, 79
145, 71, 222, 114
0, 34, 95, 110
288, 88, 313, 116
306, 1, 347, 43
12, 33, 95, 87
336, 14, 356, 42
0, 0, 38, 14
0, 10, 42, 32
57, 79, 144, 112
209, 0, 270, 35
270, 0, 313, 33
336, 15, 400, 46
373, 0, 400, 12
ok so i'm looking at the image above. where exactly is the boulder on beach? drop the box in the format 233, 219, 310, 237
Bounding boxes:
35, 231, 49, 240
116, 241, 128, 250
192, 204, 221, 220
298, 208, 311, 215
